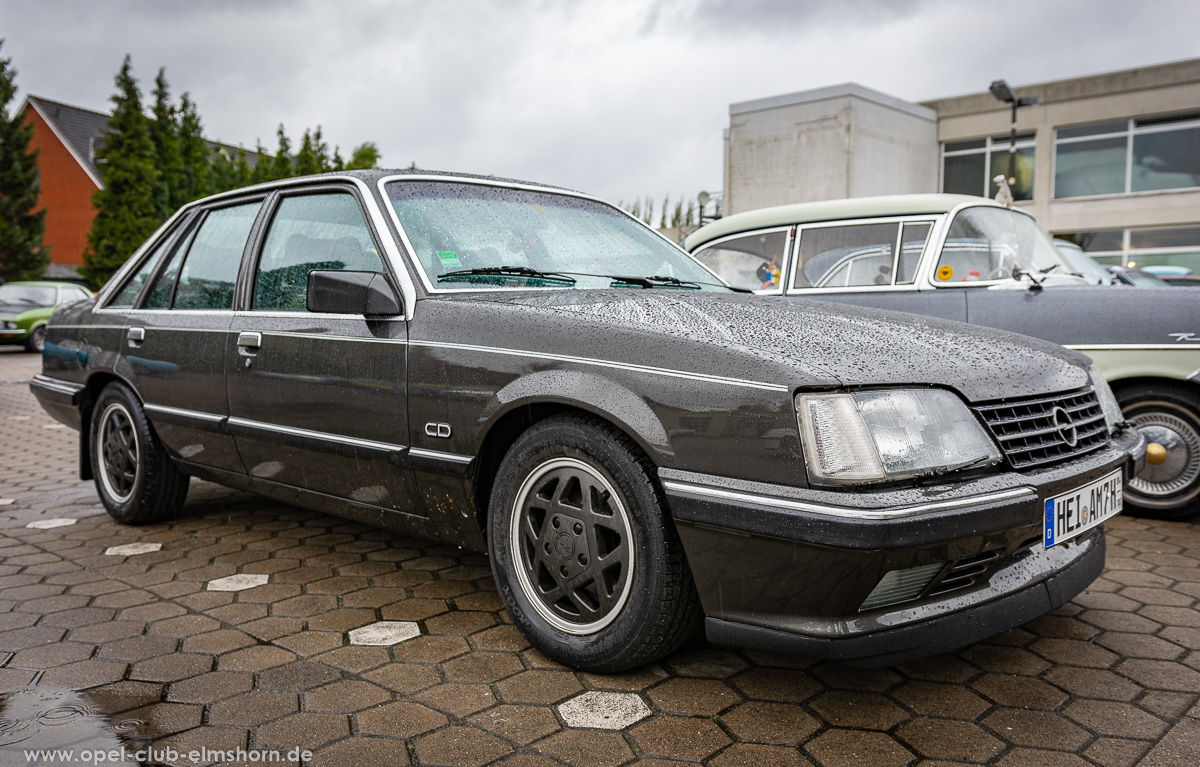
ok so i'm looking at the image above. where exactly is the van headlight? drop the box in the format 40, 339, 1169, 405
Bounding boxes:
1089, 364, 1124, 432
797, 389, 1002, 485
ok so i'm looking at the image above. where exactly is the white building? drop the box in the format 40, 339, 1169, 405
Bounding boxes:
722, 58, 1200, 272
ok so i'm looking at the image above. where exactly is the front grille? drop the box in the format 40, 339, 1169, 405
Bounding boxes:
974, 388, 1110, 469
928, 549, 1001, 597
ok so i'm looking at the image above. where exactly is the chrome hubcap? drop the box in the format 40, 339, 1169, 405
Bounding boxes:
97, 403, 139, 503
509, 457, 634, 635
1129, 408, 1200, 501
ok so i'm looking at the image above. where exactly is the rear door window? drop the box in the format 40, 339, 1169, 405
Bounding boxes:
794, 223, 899, 288
172, 202, 263, 310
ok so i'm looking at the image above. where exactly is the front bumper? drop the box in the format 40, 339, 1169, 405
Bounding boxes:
662, 427, 1145, 665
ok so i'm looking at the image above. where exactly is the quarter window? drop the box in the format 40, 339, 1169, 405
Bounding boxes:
692, 230, 788, 292
794, 223, 898, 289
1053, 113, 1200, 198
108, 226, 183, 308
253, 193, 384, 311
173, 203, 262, 310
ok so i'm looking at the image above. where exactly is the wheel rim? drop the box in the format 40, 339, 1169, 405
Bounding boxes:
31, 328, 45, 352
96, 402, 140, 504
1127, 403, 1200, 505
509, 457, 635, 635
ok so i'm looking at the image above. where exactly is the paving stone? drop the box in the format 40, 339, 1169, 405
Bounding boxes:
1042, 666, 1141, 701
167, 671, 255, 703
348, 619, 421, 646
357, 700, 448, 738
808, 690, 909, 730
38, 659, 129, 689
805, 728, 914, 767
712, 743, 806, 767
104, 542, 163, 556
217, 644, 296, 671
470, 703, 561, 744
896, 718, 1004, 762
9, 641, 94, 668
416, 683, 498, 717
310, 736, 411, 767
1082, 737, 1152, 767
304, 679, 391, 712
253, 711, 350, 752
731, 668, 822, 703
982, 708, 1091, 750
1064, 699, 1168, 739
209, 690, 300, 726
495, 669, 583, 705
558, 690, 652, 729
416, 726, 514, 767
894, 680, 990, 718
970, 673, 1068, 709
721, 700, 819, 744
631, 715, 730, 760
207, 573, 271, 591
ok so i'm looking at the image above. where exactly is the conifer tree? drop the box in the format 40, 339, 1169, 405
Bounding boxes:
178, 94, 210, 203
294, 128, 321, 176
249, 140, 271, 184
150, 68, 185, 217
346, 142, 381, 170
80, 55, 160, 289
0, 40, 49, 281
210, 148, 233, 193
231, 148, 252, 189
272, 125, 293, 180
330, 146, 345, 171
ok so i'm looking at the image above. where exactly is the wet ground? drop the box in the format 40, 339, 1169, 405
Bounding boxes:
1, 347, 1198, 766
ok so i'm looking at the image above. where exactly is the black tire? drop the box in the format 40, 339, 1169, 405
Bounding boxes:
1116, 383, 1200, 521
89, 382, 189, 525
487, 414, 701, 672
24, 325, 45, 354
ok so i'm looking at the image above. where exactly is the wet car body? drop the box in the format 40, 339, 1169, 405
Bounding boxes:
687, 194, 1200, 520
31, 172, 1143, 669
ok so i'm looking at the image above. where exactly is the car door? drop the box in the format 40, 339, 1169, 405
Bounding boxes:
224, 185, 418, 512
120, 198, 265, 474
784, 219, 969, 321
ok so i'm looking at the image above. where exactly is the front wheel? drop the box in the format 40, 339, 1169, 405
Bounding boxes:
24, 325, 45, 354
1117, 383, 1200, 521
488, 415, 700, 672
90, 383, 189, 524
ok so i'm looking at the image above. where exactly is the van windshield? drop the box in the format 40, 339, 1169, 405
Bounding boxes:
935, 207, 1068, 284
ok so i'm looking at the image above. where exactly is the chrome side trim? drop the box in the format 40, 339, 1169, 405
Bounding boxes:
1189, 366, 1200, 382
409, 339, 789, 392
661, 480, 1037, 520
408, 447, 473, 464
144, 404, 224, 423
225, 417, 406, 452
252, 330, 408, 345
31, 375, 85, 396
1067, 344, 1200, 351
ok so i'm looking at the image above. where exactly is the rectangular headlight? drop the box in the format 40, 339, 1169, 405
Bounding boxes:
797, 389, 1002, 485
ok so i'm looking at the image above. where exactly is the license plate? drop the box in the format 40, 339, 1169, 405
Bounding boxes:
1044, 468, 1123, 547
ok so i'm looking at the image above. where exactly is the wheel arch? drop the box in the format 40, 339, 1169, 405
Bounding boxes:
76, 371, 140, 481
471, 372, 673, 532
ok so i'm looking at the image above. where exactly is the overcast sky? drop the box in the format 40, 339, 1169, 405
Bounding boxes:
2, 0, 1197, 208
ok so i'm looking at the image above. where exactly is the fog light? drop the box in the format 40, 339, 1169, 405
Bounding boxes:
859, 562, 945, 611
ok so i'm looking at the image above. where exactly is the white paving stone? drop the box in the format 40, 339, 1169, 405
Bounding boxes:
348, 621, 421, 646
0, 498, 14, 506
103, 542, 163, 556
206, 573, 270, 592
26, 518, 77, 529
557, 691, 652, 730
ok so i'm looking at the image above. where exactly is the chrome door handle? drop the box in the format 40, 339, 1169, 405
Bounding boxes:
127, 327, 145, 345
237, 332, 262, 349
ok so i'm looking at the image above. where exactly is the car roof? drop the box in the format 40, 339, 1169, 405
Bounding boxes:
3, 281, 86, 288
684, 193, 1005, 250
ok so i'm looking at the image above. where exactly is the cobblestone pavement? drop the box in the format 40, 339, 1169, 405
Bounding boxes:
1, 347, 1198, 767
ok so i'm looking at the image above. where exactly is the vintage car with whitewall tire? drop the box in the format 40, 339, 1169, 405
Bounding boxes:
31, 172, 1144, 671
686, 194, 1200, 521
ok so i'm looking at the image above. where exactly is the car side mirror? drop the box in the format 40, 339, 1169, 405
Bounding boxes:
306, 270, 402, 315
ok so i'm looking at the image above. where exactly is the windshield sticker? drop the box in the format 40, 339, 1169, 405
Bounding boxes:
437, 251, 463, 269
936, 265, 954, 281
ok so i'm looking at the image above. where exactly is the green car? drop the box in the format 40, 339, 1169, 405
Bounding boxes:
0, 281, 94, 353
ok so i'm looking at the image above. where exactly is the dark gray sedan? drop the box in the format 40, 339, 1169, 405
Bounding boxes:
32, 171, 1144, 671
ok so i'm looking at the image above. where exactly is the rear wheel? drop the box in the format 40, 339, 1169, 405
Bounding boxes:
90, 383, 189, 525
488, 415, 701, 672
1117, 383, 1200, 520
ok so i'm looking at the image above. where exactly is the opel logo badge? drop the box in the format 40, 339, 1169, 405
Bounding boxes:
1052, 406, 1078, 447
554, 532, 574, 560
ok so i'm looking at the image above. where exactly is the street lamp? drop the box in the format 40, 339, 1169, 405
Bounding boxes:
697, 190, 721, 225
988, 79, 1038, 191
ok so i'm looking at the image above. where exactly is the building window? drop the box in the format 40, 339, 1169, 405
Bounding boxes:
1054, 225, 1200, 273
942, 133, 1035, 201
1053, 113, 1200, 199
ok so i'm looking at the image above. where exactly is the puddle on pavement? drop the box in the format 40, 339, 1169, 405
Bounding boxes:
0, 688, 162, 766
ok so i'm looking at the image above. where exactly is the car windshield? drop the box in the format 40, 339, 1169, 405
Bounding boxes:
385, 181, 726, 291
935, 207, 1069, 284
0, 285, 56, 307
1054, 242, 1115, 285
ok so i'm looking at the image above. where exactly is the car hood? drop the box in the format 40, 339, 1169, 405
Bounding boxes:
423, 290, 1089, 402
0, 303, 47, 319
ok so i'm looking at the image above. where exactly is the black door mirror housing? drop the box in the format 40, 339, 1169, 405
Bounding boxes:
306, 270, 402, 316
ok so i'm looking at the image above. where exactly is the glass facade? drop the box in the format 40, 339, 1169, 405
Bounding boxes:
1054, 113, 1200, 198
1054, 226, 1200, 273
942, 133, 1035, 201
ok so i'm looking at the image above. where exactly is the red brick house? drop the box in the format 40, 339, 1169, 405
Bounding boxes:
19, 95, 108, 277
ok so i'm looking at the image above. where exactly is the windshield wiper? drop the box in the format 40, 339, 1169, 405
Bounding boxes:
606, 274, 752, 293
929, 455, 996, 477
437, 266, 576, 285
1011, 263, 1045, 292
